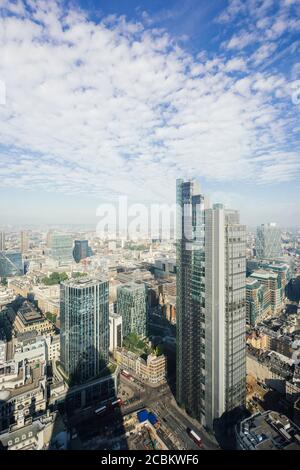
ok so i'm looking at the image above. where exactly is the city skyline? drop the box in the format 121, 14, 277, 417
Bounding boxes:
0, 0, 300, 226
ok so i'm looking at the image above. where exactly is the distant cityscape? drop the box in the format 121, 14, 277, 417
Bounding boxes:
0, 179, 300, 450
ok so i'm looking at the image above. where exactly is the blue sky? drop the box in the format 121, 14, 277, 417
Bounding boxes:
0, 0, 299, 227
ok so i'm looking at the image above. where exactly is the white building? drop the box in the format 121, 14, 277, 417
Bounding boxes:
0, 339, 7, 364
109, 312, 122, 353
14, 333, 46, 364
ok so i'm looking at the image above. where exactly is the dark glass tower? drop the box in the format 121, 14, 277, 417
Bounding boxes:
73, 239, 93, 263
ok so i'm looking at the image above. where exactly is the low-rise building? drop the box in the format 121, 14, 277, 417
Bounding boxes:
32, 285, 60, 317
115, 348, 166, 385
14, 332, 46, 364
236, 410, 300, 450
45, 334, 60, 362
14, 300, 55, 335
7, 277, 32, 298
0, 286, 15, 309
0, 412, 67, 450
0, 360, 47, 432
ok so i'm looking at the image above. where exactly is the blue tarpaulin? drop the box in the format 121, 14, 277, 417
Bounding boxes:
137, 409, 148, 423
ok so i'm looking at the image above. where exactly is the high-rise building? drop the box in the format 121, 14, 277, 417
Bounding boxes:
73, 239, 93, 264
0, 251, 23, 278
117, 282, 147, 338
20, 230, 29, 253
49, 233, 74, 264
176, 179, 246, 432
0, 232, 5, 251
109, 312, 122, 353
256, 223, 282, 259
60, 277, 109, 384
249, 270, 282, 315
246, 278, 271, 326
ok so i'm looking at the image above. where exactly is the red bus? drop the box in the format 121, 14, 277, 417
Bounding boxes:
121, 370, 131, 379
187, 428, 202, 448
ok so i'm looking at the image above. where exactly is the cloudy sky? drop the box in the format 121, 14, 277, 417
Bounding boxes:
0, 0, 299, 227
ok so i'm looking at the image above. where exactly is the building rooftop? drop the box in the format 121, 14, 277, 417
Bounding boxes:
117, 281, 146, 292
61, 276, 107, 288
251, 269, 278, 280
17, 301, 44, 325
236, 410, 300, 450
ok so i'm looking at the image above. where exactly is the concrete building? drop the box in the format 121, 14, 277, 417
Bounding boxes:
117, 282, 147, 338
0, 360, 47, 432
176, 179, 246, 432
8, 277, 32, 298
0, 231, 5, 251
0, 413, 67, 450
20, 230, 29, 253
246, 278, 272, 326
13, 301, 55, 336
256, 223, 282, 260
109, 312, 122, 353
45, 334, 60, 362
114, 348, 166, 384
0, 285, 15, 309
13, 332, 46, 364
60, 277, 109, 384
153, 258, 176, 278
32, 284, 60, 317
0, 338, 7, 363
236, 410, 300, 450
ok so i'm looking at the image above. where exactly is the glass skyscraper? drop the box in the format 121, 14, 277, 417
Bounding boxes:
49, 233, 74, 264
117, 282, 147, 338
60, 277, 109, 384
73, 239, 93, 263
0, 251, 23, 278
256, 223, 282, 259
176, 179, 246, 431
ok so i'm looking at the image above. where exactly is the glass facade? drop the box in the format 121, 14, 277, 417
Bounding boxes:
0, 251, 23, 277
176, 180, 246, 431
49, 234, 74, 264
60, 278, 109, 384
176, 179, 205, 420
256, 223, 282, 259
73, 239, 93, 263
117, 282, 147, 338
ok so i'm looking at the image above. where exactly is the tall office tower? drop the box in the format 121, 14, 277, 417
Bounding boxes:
117, 282, 147, 338
46, 230, 54, 248
0, 232, 5, 251
73, 239, 93, 263
0, 251, 23, 277
49, 233, 74, 264
60, 277, 109, 384
256, 223, 282, 259
176, 180, 246, 432
20, 230, 29, 253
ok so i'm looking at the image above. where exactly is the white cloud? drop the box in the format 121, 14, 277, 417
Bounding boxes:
0, 0, 299, 207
